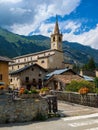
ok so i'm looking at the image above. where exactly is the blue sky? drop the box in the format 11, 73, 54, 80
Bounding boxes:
0, 0, 98, 49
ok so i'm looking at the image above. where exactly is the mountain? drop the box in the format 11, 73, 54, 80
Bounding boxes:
0, 27, 98, 65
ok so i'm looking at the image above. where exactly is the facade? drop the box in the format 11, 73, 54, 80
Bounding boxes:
9, 64, 47, 89
9, 19, 64, 72
0, 56, 12, 88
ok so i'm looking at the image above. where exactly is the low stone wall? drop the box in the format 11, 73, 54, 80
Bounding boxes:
0, 94, 48, 123
54, 91, 98, 107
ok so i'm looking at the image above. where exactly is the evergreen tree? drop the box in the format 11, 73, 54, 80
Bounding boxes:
87, 57, 96, 70
82, 57, 96, 70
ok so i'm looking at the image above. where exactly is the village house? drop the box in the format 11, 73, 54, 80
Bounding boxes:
45, 68, 83, 90
9, 64, 47, 90
0, 56, 12, 88
9, 19, 65, 72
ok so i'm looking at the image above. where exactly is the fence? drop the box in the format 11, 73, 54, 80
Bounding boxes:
53, 91, 98, 107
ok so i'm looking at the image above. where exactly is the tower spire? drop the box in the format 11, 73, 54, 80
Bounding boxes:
54, 15, 60, 34
51, 15, 63, 51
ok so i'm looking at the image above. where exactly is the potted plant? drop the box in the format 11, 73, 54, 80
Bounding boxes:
40, 87, 49, 96
19, 88, 39, 98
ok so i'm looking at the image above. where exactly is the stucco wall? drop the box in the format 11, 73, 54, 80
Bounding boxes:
0, 61, 9, 88
0, 94, 48, 123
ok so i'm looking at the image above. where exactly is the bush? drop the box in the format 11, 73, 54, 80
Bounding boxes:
31, 89, 39, 94
65, 80, 95, 93
94, 77, 98, 88
93, 88, 98, 94
23, 89, 29, 94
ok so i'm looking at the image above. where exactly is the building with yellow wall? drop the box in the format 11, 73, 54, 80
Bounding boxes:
0, 56, 12, 89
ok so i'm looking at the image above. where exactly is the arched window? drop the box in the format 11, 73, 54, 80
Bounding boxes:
59, 37, 61, 42
53, 37, 55, 42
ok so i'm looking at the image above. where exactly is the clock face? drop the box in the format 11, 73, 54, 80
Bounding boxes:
53, 43, 56, 46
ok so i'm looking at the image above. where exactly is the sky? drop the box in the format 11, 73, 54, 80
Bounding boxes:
0, 0, 98, 49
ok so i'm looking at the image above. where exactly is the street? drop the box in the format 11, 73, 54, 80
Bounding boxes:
0, 101, 98, 130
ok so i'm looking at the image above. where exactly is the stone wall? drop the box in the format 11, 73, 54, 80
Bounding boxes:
53, 91, 98, 107
0, 94, 48, 123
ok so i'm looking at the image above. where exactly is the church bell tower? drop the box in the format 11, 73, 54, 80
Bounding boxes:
51, 17, 63, 51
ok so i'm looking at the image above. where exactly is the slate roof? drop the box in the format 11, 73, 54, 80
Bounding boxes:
82, 75, 94, 81
0, 56, 12, 62
45, 68, 71, 80
10, 63, 47, 75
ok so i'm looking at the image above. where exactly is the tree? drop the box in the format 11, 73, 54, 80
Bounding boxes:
82, 57, 96, 71
94, 77, 98, 88
87, 57, 96, 70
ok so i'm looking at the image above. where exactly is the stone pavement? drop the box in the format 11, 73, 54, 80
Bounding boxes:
58, 101, 98, 117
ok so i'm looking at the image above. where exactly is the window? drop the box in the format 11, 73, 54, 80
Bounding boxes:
24, 59, 26, 62
39, 74, 41, 77
0, 74, 2, 80
32, 68, 34, 71
25, 77, 29, 82
53, 37, 55, 42
18, 65, 19, 69
59, 37, 61, 42
10, 79, 12, 82
41, 60, 45, 63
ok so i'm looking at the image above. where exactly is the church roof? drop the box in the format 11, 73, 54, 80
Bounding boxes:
12, 49, 62, 60
0, 56, 12, 62
9, 63, 47, 75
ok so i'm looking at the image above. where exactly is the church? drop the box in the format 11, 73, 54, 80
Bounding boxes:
9, 19, 65, 72
9, 19, 66, 89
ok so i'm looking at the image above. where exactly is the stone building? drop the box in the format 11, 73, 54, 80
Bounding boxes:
9, 64, 47, 89
9, 19, 64, 72
0, 56, 12, 88
45, 68, 83, 90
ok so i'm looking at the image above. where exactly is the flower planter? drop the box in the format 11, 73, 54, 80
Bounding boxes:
20, 94, 39, 99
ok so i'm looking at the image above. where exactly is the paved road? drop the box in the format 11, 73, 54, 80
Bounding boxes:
1, 102, 98, 130
0, 113, 98, 130
58, 101, 98, 116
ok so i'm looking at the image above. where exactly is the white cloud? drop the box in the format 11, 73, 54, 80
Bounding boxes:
63, 23, 98, 49
10, 8, 31, 14
9, 0, 81, 34
0, 0, 22, 4
2, 0, 98, 49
